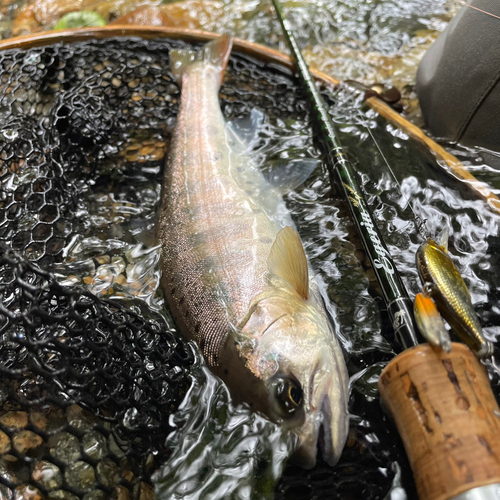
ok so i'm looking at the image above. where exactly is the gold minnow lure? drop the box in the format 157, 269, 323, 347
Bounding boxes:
416, 228, 493, 358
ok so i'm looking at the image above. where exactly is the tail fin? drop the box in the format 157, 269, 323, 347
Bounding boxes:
170, 34, 233, 86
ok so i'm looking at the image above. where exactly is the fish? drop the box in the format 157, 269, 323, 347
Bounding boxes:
414, 292, 451, 352
157, 34, 349, 468
416, 228, 493, 358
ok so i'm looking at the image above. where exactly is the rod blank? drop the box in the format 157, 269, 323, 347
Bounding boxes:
270, 0, 419, 351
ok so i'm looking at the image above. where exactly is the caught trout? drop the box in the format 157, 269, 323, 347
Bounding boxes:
158, 35, 349, 468
416, 229, 492, 357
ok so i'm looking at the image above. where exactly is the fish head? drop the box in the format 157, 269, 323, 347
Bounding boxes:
239, 293, 349, 469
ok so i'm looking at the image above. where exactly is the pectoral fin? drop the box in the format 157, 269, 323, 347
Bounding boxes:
268, 226, 309, 300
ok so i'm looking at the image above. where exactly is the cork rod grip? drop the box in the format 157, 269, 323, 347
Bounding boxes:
378, 343, 500, 500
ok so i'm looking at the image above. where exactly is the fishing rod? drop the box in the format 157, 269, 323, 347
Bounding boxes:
270, 0, 419, 352
338, 84, 431, 242
270, 2, 500, 500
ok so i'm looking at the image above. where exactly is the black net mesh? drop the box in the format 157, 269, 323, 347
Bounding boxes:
0, 37, 415, 499
0, 243, 194, 499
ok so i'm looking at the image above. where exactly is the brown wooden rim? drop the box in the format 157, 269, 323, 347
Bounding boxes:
1, 26, 498, 213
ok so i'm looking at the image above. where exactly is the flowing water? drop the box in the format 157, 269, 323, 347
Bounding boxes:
1, 1, 499, 499
46, 83, 500, 499
1, 0, 459, 94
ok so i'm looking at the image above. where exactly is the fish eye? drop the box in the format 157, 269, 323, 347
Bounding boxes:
272, 377, 303, 417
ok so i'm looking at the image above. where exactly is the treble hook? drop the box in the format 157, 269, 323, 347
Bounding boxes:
481, 354, 500, 379
414, 215, 430, 241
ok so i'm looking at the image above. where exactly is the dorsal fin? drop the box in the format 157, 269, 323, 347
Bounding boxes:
267, 226, 309, 300
265, 158, 320, 194
226, 109, 264, 153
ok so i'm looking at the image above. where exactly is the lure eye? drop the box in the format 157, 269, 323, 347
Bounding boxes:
272, 377, 303, 417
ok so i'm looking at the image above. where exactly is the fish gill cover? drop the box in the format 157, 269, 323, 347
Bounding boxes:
2, 36, 497, 500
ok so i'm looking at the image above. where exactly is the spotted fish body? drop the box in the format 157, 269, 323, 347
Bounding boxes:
416, 237, 492, 357
157, 35, 349, 468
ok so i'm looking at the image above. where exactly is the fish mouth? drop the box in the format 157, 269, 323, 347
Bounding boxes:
291, 377, 348, 469
289, 417, 321, 469
317, 392, 344, 467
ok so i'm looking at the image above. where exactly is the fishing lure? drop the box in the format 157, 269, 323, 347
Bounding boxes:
416, 229, 493, 358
